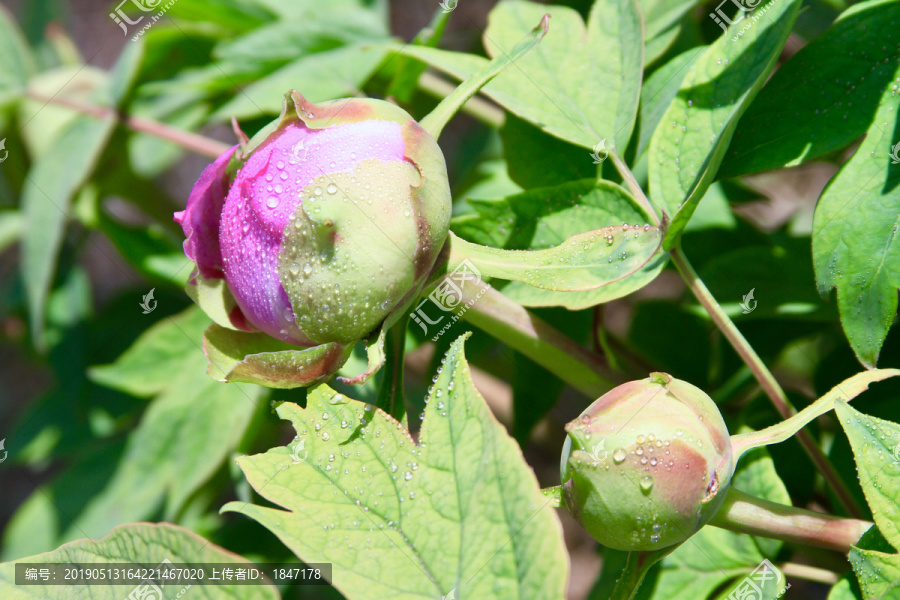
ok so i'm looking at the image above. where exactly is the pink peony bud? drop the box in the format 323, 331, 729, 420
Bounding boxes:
176, 91, 452, 351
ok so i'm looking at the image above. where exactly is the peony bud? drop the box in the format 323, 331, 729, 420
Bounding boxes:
175, 91, 451, 383
561, 373, 733, 551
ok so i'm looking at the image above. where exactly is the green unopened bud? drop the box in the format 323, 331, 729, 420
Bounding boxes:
561, 373, 733, 551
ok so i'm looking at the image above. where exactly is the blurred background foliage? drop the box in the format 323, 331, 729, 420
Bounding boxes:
0, 0, 897, 598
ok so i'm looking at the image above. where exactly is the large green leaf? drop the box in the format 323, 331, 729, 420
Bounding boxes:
225, 335, 568, 600
21, 114, 116, 348
69, 308, 267, 535
0, 522, 281, 600
419, 12, 549, 139
89, 307, 210, 398
211, 43, 386, 120
447, 217, 663, 309
812, 80, 900, 368
402, 0, 643, 150
637, 0, 700, 40
835, 402, 900, 598
720, 0, 900, 178
648, 0, 800, 248
0, 5, 36, 107
452, 179, 667, 308
637, 46, 705, 158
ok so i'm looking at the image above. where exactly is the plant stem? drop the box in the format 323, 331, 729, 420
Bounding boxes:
710, 488, 872, 553
778, 563, 839, 585
670, 246, 866, 519
458, 279, 620, 398
608, 548, 674, 600
610, 151, 660, 225
25, 91, 230, 159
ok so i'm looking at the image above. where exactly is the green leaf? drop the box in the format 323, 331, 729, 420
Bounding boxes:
500, 114, 596, 189
336, 326, 387, 387
812, 80, 900, 368
835, 402, 900, 598
637, 46, 705, 158
105, 37, 145, 107
72, 369, 265, 532
699, 241, 835, 321
211, 44, 386, 120
720, 0, 900, 178
386, 7, 450, 102
203, 324, 353, 388
403, 0, 643, 150
213, 10, 387, 64
0, 522, 281, 600
21, 114, 116, 349
89, 307, 211, 398
451, 180, 667, 308
827, 575, 864, 600
638, 0, 700, 40
448, 221, 662, 298
648, 0, 800, 249
835, 402, 900, 546
0, 5, 36, 107
225, 334, 568, 600
419, 11, 548, 139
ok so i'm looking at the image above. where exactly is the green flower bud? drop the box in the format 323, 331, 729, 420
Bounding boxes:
561, 373, 734, 551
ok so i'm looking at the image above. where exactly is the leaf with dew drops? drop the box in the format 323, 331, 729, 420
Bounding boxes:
224, 334, 568, 600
